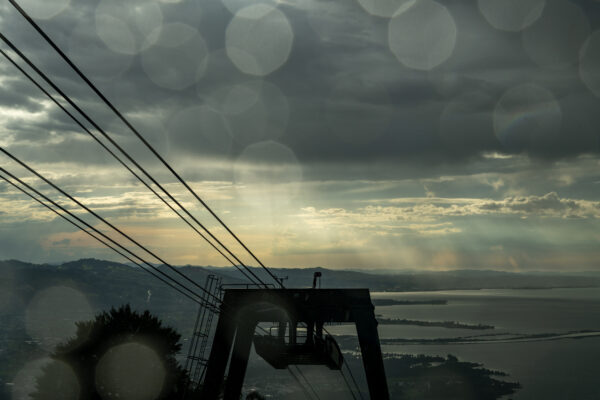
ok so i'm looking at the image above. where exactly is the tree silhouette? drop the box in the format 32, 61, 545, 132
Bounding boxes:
32, 305, 189, 400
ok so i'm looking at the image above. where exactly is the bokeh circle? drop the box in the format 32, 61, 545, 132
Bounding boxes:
25, 286, 93, 351
225, 4, 294, 76
493, 84, 562, 151
12, 358, 79, 400
17, 0, 70, 20
95, 342, 166, 400
357, 0, 412, 18
95, 0, 163, 55
478, 0, 545, 32
388, 0, 457, 71
141, 23, 209, 90
522, 0, 590, 69
580, 31, 600, 98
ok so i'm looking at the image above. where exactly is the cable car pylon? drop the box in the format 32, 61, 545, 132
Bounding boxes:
199, 283, 390, 400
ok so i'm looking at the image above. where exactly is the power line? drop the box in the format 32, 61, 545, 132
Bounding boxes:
0, 148, 228, 308
294, 366, 322, 400
0, 149, 288, 345
0, 46, 262, 287
1, 146, 356, 398
0, 167, 218, 311
344, 362, 365, 400
340, 365, 361, 400
3, 5, 361, 397
1, 151, 348, 398
0, 49, 254, 283
0, 168, 281, 367
8, 0, 283, 288
0, 29, 328, 396
0, 32, 266, 288
1, 165, 332, 399
287, 366, 316, 400
1, 33, 337, 397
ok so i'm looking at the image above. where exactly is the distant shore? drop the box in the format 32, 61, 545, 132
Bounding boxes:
372, 299, 447, 306
377, 318, 494, 330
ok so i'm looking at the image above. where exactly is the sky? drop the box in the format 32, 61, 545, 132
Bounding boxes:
0, 0, 599, 272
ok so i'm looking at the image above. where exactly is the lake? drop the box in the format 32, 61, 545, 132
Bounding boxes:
326, 287, 600, 399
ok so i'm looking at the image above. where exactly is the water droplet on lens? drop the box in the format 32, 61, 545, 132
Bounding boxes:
18, 0, 70, 20
12, 358, 79, 400
68, 21, 133, 80
25, 286, 93, 351
141, 23, 209, 90
226, 5, 294, 76
580, 31, 600, 98
522, 0, 590, 69
478, 0, 545, 32
357, 0, 413, 18
95, 342, 165, 400
95, 0, 163, 55
388, 0, 457, 70
493, 83, 561, 152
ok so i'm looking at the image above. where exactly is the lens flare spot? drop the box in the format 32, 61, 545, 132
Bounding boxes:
68, 20, 133, 80
388, 0, 457, 71
18, 0, 70, 20
226, 4, 294, 76
12, 358, 79, 400
141, 23, 209, 90
25, 286, 93, 351
0, 266, 16, 312
522, 0, 590, 70
95, 342, 165, 400
478, 0, 545, 32
493, 84, 561, 152
580, 31, 600, 98
95, 0, 163, 55
357, 0, 413, 18
210, 80, 290, 147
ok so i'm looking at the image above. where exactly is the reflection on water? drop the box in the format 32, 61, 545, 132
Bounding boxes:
343, 288, 600, 399
392, 338, 600, 400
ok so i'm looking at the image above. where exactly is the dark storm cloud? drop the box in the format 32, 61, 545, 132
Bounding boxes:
0, 75, 47, 112
282, 0, 600, 162
0, 0, 599, 177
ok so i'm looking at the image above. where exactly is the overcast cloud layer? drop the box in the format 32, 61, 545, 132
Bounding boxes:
0, 0, 599, 272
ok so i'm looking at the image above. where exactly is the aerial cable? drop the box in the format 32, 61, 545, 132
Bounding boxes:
293, 366, 322, 400
0, 165, 272, 322
0, 147, 227, 307
2, 154, 337, 399
0, 167, 220, 311
0, 170, 283, 357
7, 0, 283, 288
287, 366, 317, 400
0, 48, 266, 287
339, 367, 361, 400
344, 363, 365, 400
0, 39, 291, 381
5, 7, 360, 397
1, 168, 324, 398
0, 172, 206, 307
0, 167, 278, 368
0, 32, 266, 288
